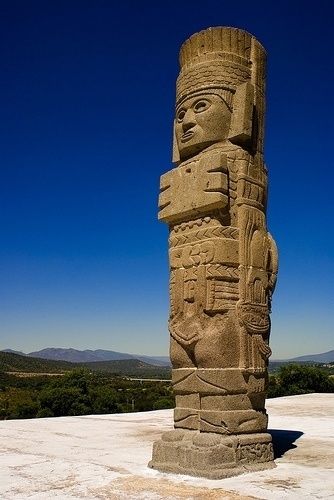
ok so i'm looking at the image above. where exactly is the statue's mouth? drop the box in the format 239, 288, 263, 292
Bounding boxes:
181, 130, 195, 142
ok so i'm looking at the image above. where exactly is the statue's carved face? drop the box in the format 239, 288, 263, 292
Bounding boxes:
175, 94, 232, 160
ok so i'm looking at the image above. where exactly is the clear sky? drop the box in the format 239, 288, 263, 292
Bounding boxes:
1, 1, 333, 358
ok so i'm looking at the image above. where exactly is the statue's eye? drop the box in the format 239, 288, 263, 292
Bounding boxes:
194, 100, 210, 112
177, 109, 186, 122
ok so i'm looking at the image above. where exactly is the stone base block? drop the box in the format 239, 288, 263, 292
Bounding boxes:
148, 429, 275, 479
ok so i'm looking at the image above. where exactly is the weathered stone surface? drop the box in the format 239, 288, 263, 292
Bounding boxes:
150, 26, 278, 478
150, 430, 274, 479
1, 395, 334, 499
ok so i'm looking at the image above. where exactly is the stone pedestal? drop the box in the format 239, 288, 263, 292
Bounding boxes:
149, 430, 275, 479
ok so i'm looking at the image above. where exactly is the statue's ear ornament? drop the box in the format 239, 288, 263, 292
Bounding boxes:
228, 81, 255, 147
172, 119, 180, 164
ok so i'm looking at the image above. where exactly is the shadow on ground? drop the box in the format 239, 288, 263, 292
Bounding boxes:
269, 429, 304, 459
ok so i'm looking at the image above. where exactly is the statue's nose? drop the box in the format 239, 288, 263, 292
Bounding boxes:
182, 109, 196, 132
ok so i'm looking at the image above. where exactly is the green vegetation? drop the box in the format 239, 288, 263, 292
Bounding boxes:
0, 351, 171, 378
1, 353, 333, 420
0, 351, 173, 420
0, 351, 74, 373
76, 359, 171, 378
269, 359, 334, 374
0, 368, 174, 420
268, 364, 334, 398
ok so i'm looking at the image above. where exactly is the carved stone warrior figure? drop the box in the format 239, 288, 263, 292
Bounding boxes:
149, 27, 278, 479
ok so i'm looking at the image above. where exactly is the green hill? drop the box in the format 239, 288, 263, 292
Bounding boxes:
0, 351, 171, 378
80, 358, 171, 377
0, 351, 74, 373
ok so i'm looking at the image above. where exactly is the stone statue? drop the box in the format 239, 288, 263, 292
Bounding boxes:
149, 26, 278, 479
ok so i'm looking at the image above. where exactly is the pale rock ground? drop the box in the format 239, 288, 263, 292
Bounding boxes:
0, 393, 333, 499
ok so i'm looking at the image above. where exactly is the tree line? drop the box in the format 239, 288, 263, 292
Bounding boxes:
0, 369, 174, 419
268, 363, 334, 398
1, 363, 333, 420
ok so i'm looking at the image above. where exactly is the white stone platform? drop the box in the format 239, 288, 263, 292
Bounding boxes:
1, 393, 333, 499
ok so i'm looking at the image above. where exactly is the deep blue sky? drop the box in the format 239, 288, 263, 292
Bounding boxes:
1, 1, 333, 358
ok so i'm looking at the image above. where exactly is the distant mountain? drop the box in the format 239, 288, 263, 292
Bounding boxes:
133, 355, 171, 366
79, 359, 171, 377
28, 348, 129, 363
27, 348, 171, 366
288, 350, 334, 363
0, 351, 75, 373
0, 351, 171, 378
3, 346, 333, 366
2, 349, 26, 356
147, 356, 170, 363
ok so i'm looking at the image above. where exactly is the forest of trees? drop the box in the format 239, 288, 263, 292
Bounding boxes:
268, 363, 334, 398
1, 362, 333, 420
0, 369, 174, 420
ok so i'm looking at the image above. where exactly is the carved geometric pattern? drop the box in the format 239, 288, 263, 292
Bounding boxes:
177, 61, 251, 103
159, 157, 229, 223
237, 442, 274, 463
206, 279, 239, 311
173, 217, 211, 233
184, 268, 198, 280
206, 264, 239, 280
237, 178, 265, 206
178, 27, 254, 69
170, 225, 239, 247
253, 335, 272, 360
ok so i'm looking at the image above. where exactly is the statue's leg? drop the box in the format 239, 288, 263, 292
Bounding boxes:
193, 311, 240, 369
170, 336, 195, 369
170, 337, 200, 430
